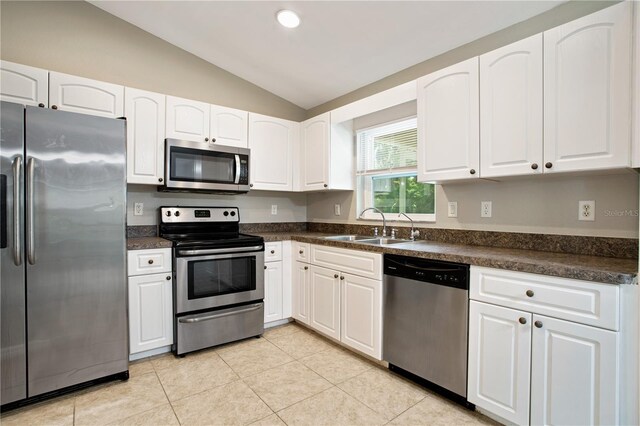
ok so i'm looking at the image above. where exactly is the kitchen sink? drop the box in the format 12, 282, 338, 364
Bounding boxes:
354, 237, 411, 246
323, 235, 375, 241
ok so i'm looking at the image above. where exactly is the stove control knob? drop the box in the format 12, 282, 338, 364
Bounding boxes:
165, 211, 171, 217
174, 211, 180, 217
223, 211, 229, 216
230, 211, 236, 217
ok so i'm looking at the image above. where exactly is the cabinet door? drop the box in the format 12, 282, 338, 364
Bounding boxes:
125, 88, 165, 185
0, 61, 48, 107
340, 273, 382, 359
544, 2, 632, 173
633, 3, 640, 168
210, 104, 248, 148
417, 57, 479, 182
128, 273, 173, 354
531, 315, 618, 426
248, 113, 296, 191
166, 96, 210, 143
468, 301, 531, 425
49, 72, 124, 118
309, 265, 340, 340
480, 34, 543, 178
264, 262, 283, 324
301, 112, 330, 190
292, 261, 310, 324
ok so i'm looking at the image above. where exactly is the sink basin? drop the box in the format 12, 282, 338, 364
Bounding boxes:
323, 235, 375, 242
355, 237, 410, 246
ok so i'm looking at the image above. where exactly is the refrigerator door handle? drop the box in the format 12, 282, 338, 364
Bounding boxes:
12, 156, 22, 265
26, 157, 35, 265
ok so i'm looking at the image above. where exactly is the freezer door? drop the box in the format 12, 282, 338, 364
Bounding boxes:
0, 101, 27, 404
25, 107, 128, 396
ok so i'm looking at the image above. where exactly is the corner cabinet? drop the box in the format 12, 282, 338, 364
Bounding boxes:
543, 1, 632, 173
0, 60, 48, 107
127, 248, 173, 357
125, 88, 166, 185
417, 57, 479, 182
468, 266, 634, 425
300, 112, 354, 191
49, 72, 124, 118
248, 113, 298, 191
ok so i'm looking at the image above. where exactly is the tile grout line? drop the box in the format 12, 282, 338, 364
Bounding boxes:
152, 368, 184, 425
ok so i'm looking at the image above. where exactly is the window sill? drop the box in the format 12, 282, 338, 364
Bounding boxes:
357, 213, 436, 223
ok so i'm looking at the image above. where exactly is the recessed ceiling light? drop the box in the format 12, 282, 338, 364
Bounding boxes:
276, 10, 300, 29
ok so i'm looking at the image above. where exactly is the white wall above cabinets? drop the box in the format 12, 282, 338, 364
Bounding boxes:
125, 87, 166, 185
49, 71, 124, 118
248, 113, 298, 191
0, 60, 48, 107
543, 1, 632, 174
165, 96, 210, 143
417, 57, 480, 183
479, 34, 543, 178
300, 112, 354, 191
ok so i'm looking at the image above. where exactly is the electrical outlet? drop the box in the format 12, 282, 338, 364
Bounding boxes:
334, 204, 341, 216
448, 202, 458, 218
134, 202, 143, 216
578, 200, 595, 221
271, 205, 278, 215
481, 201, 492, 218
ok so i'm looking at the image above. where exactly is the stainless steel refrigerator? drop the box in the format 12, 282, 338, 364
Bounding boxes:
1, 102, 128, 406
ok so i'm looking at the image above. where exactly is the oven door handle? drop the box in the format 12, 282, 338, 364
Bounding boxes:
177, 245, 263, 256
234, 154, 241, 184
178, 304, 262, 323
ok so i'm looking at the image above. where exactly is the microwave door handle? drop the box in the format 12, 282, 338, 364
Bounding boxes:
234, 154, 240, 184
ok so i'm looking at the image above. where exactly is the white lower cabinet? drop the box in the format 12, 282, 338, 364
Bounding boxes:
340, 273, 382, 360
292, 261, 310, 324
264, 261, 283, 323
127, 248, 173, 357
264, 241, 291, 325
468, 266, 624, 425
309, 265, 341, 340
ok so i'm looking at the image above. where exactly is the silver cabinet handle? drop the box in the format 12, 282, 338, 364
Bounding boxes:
234, 154, 241, 184
26, 157, 35, 265
12, 157, 22, 266
178, 304, 261, 323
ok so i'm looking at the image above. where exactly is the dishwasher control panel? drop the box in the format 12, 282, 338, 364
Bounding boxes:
383, 254, 469, 289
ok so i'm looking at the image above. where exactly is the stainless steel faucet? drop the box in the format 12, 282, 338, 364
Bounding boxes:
359, 207, 387, 236
399, 212, 419, 240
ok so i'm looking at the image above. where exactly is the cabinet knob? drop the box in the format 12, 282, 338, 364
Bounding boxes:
304, 266, 308, 270
334, 274, 339, 279
531, 163, 538, 170
518, 317, 527, 325
534, 320, 543, 328
264, 266, 267, 270
148, 259, 154, 265
38, 103, 45, 108
166, 276, 171, 280
469, 169, 476, 175
250, 184, 254, 188
299, 250, 304, 254
158, 178, 163, 183
205, 137, 209, 142
270, 250, 275, 254
526, 290, 534, 297
340, 276, 344, 280
211, 138, 216, 143
545, 162, 553, 169
51, 105, 58, 110
324, 184, 328, 188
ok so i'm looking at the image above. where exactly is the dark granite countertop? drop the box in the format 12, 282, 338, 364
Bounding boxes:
253, 232, 638, 285
127, 237, 172, 250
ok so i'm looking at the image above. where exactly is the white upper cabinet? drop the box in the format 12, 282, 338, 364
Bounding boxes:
544, 2, 632, 173
210, 105, 248, 148
633, 3, 640, 168
417, 57, 480, 182
248, 113, 297, 190
125, 88, 166, 185
480, 34, 543, 178
300, 112, 354, 191
0, 60, 48, 107
166, 96, 210, 143
49, 71, 124, 118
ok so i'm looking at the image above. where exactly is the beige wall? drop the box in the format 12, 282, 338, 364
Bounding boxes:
0, 1, 306, 121
127, 186, 307, 226
306, 1, 617, 119
306, 174, 640, 238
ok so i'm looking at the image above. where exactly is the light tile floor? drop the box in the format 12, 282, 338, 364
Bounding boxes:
1, 322, 498, 426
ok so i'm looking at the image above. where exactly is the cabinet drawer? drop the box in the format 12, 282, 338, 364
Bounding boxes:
128, 248, 172, 276
294, 242, 310, 262
470, 266, 619, 330
264, 242, 282, 262
310, 244, 382, 280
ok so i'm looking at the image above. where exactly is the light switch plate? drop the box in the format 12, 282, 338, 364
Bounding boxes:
448, 202, 458, 218
134, 203, 143, 216
334, 204, 341, 216
271, 205, 278, 215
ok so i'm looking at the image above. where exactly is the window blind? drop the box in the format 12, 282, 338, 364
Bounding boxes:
357, 117, 417, 175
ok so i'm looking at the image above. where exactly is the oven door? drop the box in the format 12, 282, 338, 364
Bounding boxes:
175, 248, 264, 314
165, 138, 250, 193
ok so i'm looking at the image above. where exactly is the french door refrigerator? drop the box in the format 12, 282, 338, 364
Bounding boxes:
1, 101, 128, 406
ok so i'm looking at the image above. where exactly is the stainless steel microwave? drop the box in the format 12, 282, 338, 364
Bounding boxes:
162, 138, 250, 194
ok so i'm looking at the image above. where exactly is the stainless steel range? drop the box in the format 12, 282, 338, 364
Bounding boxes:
159, 206, 265, 356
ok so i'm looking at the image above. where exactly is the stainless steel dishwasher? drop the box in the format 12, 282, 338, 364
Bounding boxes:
383, 254, 470, 403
